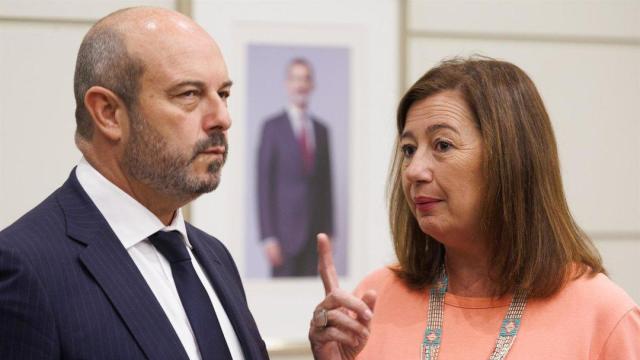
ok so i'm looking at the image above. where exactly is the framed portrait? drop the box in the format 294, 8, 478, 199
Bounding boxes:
244, 44, 350, 279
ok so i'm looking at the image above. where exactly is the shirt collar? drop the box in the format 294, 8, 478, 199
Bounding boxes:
287, 104, 302, 118
75, 157, 191, 250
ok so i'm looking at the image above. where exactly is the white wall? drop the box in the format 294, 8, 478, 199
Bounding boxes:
0, 20, 86, 225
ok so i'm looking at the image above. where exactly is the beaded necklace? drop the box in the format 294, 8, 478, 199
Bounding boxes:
421, 268, 528, 360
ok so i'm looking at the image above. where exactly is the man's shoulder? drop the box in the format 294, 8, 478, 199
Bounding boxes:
258, 111, 289, 139
263, 110, 289, 124
0, 188, 65, 248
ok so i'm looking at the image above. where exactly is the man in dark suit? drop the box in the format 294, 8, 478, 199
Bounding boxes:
0, 7, 268, 360
257, 58, 333, 277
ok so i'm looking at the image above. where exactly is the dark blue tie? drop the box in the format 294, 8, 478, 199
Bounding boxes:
149, 230, 233, 360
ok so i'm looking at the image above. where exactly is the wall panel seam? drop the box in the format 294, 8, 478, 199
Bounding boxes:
0, 16, 95, 25
408, 30, 640, 47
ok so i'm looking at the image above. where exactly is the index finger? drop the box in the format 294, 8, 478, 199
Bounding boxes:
317, 233, 339, 294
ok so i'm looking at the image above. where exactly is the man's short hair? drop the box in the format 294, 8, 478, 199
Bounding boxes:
73, 26, 145, 139
286, 57, 314, 79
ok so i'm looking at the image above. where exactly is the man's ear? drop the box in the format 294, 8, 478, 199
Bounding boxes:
84, 86, 128, 142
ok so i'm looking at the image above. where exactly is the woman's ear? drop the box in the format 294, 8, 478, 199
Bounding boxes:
83, 86, 128, 142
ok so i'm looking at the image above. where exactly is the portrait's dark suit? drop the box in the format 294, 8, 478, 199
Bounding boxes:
257, 110, 333, 277
0, 170, 268, 360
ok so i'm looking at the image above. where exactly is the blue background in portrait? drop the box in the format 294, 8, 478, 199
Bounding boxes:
245, 44, 350, 278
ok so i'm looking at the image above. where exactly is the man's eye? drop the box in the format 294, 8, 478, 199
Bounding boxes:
218, 90, 230, 100
400, 144, 415, 158
181, 90, 199, 98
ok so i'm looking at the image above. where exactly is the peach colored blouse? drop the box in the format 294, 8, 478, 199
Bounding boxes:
355, 267, 640, 360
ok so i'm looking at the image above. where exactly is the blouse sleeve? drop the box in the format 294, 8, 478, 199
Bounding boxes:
598, 306, 640, 360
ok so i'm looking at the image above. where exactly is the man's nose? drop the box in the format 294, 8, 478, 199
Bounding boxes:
202, 93, 231, 132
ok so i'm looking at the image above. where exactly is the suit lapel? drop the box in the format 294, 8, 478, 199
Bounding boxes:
59, 170, 189, 360
187, 229, 264, 359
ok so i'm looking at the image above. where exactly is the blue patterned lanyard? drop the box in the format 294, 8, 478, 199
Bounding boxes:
421, 268, 528, 360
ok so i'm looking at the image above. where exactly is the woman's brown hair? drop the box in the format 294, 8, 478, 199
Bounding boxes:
389, 57, 604, 297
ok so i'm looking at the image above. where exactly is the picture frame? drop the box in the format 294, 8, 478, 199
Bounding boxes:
244, 42, 350, 279
233, 21, 368, 344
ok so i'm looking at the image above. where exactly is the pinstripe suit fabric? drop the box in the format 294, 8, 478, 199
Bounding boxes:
0, 169, 268, 359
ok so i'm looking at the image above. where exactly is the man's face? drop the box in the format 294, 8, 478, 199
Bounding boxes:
122, 106, 228, 197
286, 63, 314, 108
121, 21, 232, 200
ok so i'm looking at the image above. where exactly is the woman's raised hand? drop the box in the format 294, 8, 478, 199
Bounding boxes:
309, 234, 376, 359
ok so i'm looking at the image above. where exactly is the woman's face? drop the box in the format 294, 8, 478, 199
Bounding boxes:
400, 90, 486, 247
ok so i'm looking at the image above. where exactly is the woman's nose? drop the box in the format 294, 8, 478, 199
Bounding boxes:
403, 152, 433, 184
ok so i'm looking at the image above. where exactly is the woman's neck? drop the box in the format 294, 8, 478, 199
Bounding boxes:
444, 247, 495, 298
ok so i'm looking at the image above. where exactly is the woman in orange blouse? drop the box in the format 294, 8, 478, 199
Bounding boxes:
308, 57, 640, 359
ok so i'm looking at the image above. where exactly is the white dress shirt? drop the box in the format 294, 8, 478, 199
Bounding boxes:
287, 105, 316, 151
75, 158, 244, 360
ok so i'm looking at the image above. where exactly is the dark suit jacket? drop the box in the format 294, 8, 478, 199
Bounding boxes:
257, 111, 333, 257
0, 170, 269, 360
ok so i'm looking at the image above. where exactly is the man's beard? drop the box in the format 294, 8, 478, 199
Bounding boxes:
121, 109, 228, 199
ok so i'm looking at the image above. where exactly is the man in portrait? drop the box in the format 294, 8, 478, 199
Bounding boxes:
0, 7, 268, 359
257, 58, 334, 277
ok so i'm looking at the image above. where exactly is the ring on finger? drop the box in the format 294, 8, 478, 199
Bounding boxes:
315, 308, 329, 328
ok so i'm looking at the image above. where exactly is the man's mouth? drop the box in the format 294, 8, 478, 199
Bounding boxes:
201, 146, 226, 155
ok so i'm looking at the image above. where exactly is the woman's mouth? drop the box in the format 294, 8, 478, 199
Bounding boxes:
414, 196, 442, 212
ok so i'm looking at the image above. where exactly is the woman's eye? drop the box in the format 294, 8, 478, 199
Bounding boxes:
401, 144, 416, 158
435, 140, 452, 152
